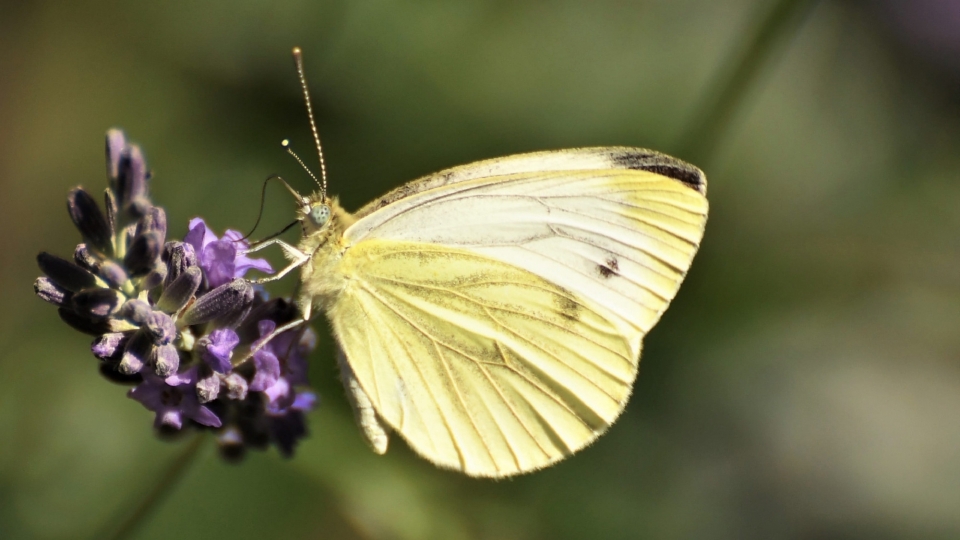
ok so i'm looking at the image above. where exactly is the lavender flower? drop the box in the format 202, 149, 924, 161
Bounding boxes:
185, 219, 273, 288
34, 129, 318, 459
130, 369, 222, 430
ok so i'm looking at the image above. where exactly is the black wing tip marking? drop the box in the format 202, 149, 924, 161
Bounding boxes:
608, 149, 707, 195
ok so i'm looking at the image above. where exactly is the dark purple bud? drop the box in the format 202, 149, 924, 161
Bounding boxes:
67, 188, 113, 256
92, 332, 128, 361
121, 299, 153, 325
144, 311, 176, 345
142, 265, 167, 291
157, 266, 201, 314
119, 331, 151, 374
106, 129, 127, 182
151, 343, 180, 377
104, 188, 118, 235
59, 307, 111, 335
74, 244, 100, 273
162, 242, 198, 286
37, 252, 99, 292
99, 362, 143, 385
35, 277, 72, 306
179, 278, 254, 327
98, 260, 128, 288
124, 231, 162, 277
136, 206, 167, 244
117, 144, 147, 210
222, 373, 248, 400
72, 288, 124, 319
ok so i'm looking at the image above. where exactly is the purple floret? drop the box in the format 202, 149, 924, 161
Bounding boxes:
184, 218, 273, 288
129, 368, 222, 429
199, 328, 240, 373
250, 320, 282, 392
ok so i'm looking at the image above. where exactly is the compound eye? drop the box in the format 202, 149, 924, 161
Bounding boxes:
309, 204, 331, 227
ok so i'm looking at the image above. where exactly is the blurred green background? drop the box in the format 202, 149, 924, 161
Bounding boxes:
3, 0, 960, 538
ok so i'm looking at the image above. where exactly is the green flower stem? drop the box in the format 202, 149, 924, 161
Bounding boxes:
95, 433, 207, 540
677, 0, 822, 165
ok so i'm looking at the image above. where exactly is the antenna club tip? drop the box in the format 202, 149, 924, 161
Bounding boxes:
281, 139, 291, 148
292, 46, 302, 57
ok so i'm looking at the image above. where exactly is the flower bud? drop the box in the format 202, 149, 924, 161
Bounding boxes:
98, 260, 128, 289
58, 307, 113, 335
162, 242, 198, 287
179, 278, 254, 327
124, 231, 162, 277
67, 188, 113, 256
37, 252, 99, 292
136, 206, 167, 245
152, 343, 180, 377
105, 129, 126, 183
72, 288, 124, 319
119, 331, 151, 374
104, 188, 118, 234
35, 277, 72, 307
145, 311, 177, 345
74, 244, 100, 273
157, 266, 201, 314
141, 264, 166, 291
92, 332, 128, 361
197, 369, 221, 404
222, 373, 248, 401
117, 144, 147, 211
120, 299, 153, 325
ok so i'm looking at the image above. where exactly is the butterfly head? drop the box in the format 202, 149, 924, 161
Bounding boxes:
297, 192, 333, 235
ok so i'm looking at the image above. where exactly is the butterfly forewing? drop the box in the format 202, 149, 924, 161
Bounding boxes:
322, 148, 707, 477
346, 168, 706, 359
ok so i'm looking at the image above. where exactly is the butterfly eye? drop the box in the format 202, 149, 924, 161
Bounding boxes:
309, 204, 331, 227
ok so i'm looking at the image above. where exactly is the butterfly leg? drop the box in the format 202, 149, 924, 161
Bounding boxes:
241, 239, 310, 284
237, 315, 309, 365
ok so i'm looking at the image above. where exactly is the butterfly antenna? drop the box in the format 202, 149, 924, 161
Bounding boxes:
281, 139, 322, 188
292, 46, 328, 197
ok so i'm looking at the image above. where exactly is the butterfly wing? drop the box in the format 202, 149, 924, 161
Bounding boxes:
330, 240, 635, 476
331, 148, 707, 477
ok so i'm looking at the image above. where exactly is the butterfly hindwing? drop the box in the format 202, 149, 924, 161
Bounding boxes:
330, 240, 636, 477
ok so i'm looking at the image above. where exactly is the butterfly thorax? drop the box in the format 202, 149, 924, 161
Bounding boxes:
296, 196, 356, 315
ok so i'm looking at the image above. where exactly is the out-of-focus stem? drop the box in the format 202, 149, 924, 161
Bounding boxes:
96, 433, 206, 540
677, 0, 822, 165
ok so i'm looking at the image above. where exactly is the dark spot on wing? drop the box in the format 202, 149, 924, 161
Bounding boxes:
597, 257, 619, 279
609, 149, 706, 194
555, 288, 581, 322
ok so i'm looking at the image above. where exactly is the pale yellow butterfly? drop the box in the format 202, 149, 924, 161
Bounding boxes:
247, 47, 708, 478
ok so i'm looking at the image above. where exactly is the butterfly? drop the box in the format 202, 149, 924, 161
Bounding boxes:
246, 48, 708, 478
